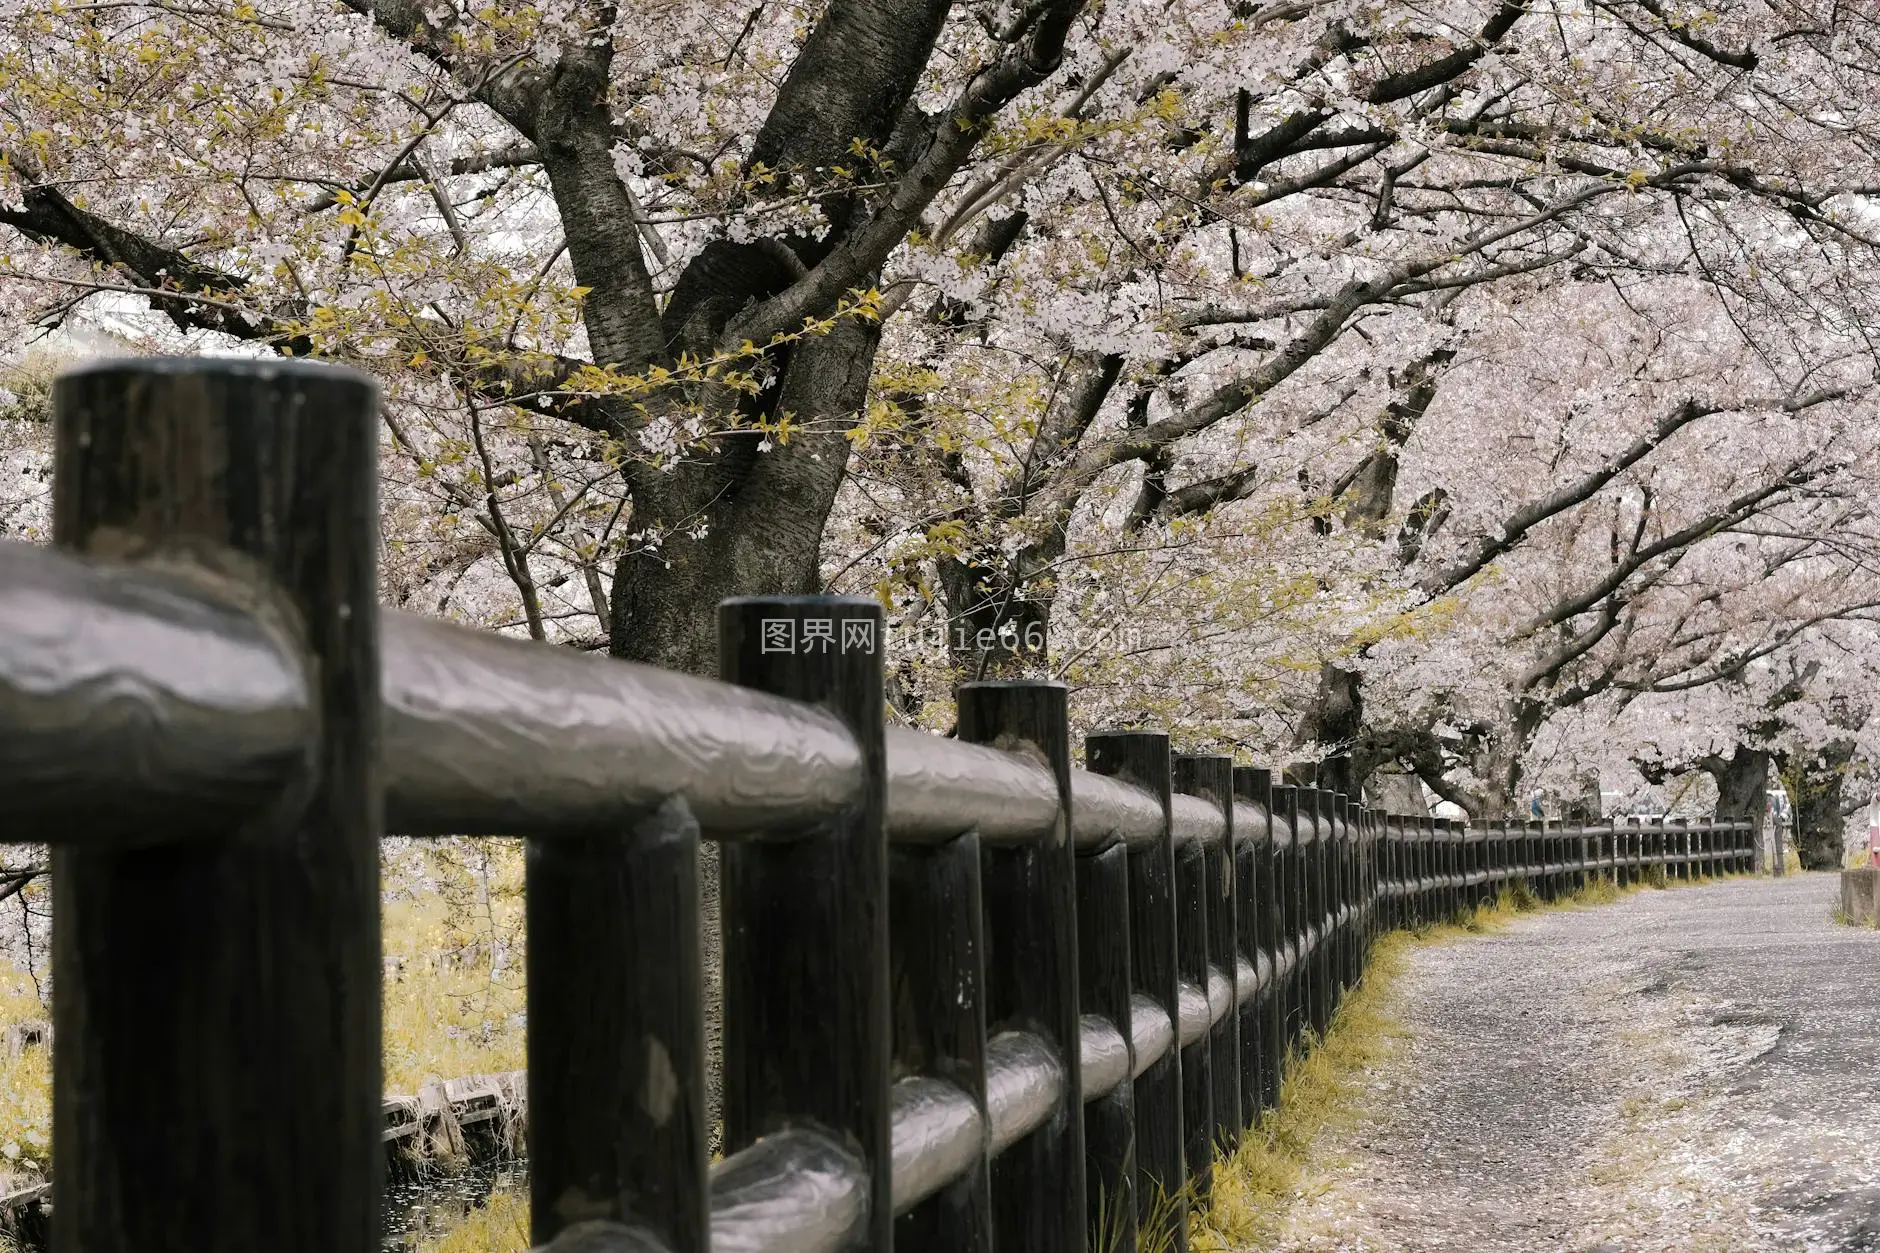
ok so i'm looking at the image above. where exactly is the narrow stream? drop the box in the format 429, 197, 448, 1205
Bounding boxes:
381, 1160, 528, 1251
0, 1161, 531, 1253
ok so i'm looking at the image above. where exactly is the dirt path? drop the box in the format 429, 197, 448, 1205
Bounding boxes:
1270, 874, 1880, 1253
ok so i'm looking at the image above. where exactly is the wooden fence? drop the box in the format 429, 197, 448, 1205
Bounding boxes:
0, 360, 1756, 1252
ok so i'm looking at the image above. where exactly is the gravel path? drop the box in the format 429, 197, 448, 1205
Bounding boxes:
1271, 874, 1880, 1253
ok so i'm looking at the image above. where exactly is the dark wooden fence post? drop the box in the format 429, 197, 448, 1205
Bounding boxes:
1429, 817, 1445, 918
1376, 810, 1391, 934
528, 800, 708, 1249
959, 682, 1084, 1253
1420, 816, 1437, 923
1271, 783, 1302, 1080
1306, 788, 1331, 1036
1446, 818, 1459, 913
888, 826, 991, 1252
1085, 730, 1183, 1245
1231, 767, 1279, 1116
1460, 818, 1474, 913
1354, 804, 1370, 963
1076, 826, 1135, 1252
1440, 817, 1457, 918
1485, 819, 1503, 900
51, 358, 383, 1252
1169, 766, 1212, 1203
1332, 793, 1353, 996
1413, 816, 1428, 921
1352, 803, 1368, 969
1293, 786, 1320, 1037
1469, 818, 1481, 907
1534, 820, 1549, 899
1176, 754, 1238, 1165
719, 597, 891, 1249
1384, 814, 1402, 931
1330, 791, 1345, 1003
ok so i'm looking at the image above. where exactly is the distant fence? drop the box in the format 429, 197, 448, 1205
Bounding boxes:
0, 360, 1756, 1253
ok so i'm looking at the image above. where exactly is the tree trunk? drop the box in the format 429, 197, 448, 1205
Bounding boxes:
1366, 767, 1428, 815
1296, 663, 1363, 796
608, 320, 882, 1147
1780, 741, 1855, 871
1560, 771, 1602, 822
936, 554, 1052, 682
1700, 745, 1769, 871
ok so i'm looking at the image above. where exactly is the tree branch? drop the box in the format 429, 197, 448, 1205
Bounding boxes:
1421, 386, 1849, 596
726, 0, 1090, 349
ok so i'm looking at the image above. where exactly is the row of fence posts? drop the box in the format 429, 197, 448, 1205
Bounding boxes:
3, 359, 1761, 1253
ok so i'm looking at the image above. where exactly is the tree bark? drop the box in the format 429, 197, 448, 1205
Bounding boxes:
1700, 745, 1769, 870
936, 553, 1053, 681
1365, 767, 1428, 815
1780, 741, 1855, 871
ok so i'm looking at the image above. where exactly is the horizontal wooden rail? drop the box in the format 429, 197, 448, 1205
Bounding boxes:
0, 360, 1763, 1253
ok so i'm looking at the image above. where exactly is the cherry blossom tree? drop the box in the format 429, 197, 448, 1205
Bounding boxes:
5, 0, 1880, 830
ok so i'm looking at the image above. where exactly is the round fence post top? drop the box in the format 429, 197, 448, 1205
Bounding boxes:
56, 352, 379, 390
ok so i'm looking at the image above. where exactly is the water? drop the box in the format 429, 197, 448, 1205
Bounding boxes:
0, 1162, 530, 1253
382, 1159, 528, 1251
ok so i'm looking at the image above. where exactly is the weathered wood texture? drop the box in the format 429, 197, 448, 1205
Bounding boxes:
7, 357, 1764, 1253
50, 358, 383, 1252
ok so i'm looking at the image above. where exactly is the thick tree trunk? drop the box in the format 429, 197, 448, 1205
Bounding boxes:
608, 321, 881, 1147
1700, 745, 1769, 870
1559, 771, 1602, 822
611, 311, 882, 664
936, 555, 1052, 682
1366, 767, 1428, 815
1464, 706, 1531, 821
1780, 741, 1855, 871
1293, 348, 1453, 801
1297, 663, 1363, 797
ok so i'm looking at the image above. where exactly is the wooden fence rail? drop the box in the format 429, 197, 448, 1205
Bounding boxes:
0, 360, 1757, 1252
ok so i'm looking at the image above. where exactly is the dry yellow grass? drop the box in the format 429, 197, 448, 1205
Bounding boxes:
1189, 931, 1412, 1251
0, 969, 49, 1183
381, 839, 528, 1093
0, 841, 528, 1198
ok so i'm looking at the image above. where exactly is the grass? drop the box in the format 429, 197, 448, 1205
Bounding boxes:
0, 970, 49, 1183
1189, 933, 1412, 1250
381, 839, 527, 1093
